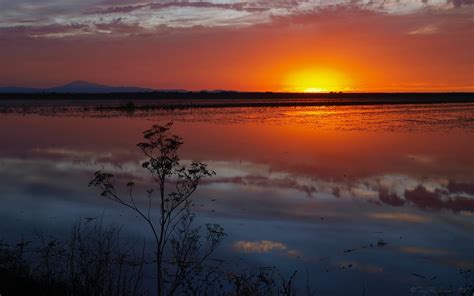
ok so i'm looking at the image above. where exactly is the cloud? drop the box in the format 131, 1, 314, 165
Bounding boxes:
447, 181, 474, 195
368, 212, 431, 223
451, 0, 474, 7
32, 147, 113, 159
233, 240, 287, 253
232, 240, 303, 258
2, 150, 474, 215
405, 186, 445, 210
90, 2, 267, 15
408, 24, 439, 35
93, 18, 148, 35
0, 23, 90, 38
404, 185, 474, 212
400, 246, 451, 255
89, 4, 149, 14
206, 175, 317, 196
1, 0, 473, 38
200, 162, 474, 214
378, 188, 406, 206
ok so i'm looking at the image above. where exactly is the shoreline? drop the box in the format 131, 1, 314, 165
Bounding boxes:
0, 93, 473, 110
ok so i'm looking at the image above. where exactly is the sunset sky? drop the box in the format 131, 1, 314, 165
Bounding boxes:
1, 0, 473, 92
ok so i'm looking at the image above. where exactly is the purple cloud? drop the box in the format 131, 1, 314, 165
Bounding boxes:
404, 185, 474, 213
378, 188, 406, 207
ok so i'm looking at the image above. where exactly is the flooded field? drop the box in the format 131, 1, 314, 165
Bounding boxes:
1, 102, 473, 295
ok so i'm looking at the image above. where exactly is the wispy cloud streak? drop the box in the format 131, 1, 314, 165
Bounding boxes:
1, 0, 473, 38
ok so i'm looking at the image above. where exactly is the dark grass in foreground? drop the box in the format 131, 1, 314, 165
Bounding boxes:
0, 222, 301, 296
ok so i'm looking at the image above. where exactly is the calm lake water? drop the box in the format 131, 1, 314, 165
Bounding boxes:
1, 103, 474, 295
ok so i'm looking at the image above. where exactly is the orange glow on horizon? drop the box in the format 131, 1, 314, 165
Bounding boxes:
1, 9, 472, 93
283, 69, 352, 93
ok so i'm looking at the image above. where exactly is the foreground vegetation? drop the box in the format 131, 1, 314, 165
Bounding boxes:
0, 123, 303, 296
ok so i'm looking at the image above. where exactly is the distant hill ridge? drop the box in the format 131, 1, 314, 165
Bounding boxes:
0, 80, 186, 94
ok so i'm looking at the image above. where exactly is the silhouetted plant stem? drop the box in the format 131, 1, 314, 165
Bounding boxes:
89, 122, 222, 296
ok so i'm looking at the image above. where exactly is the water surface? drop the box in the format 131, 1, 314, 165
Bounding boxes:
1, 103, 473, 295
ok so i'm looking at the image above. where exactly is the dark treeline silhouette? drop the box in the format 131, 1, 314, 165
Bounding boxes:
1, 92, 473, 114
1, 91, 473, 104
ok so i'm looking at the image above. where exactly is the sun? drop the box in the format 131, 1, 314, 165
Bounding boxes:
304, 87, 325, 93
285, 69, 351, 93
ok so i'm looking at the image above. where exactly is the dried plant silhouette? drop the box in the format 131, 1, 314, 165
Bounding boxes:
0, 220, 145, 296
89, 122, 226, 296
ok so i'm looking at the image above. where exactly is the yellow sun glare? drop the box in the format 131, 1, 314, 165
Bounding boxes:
285, 69, 351, 93
304, 88, 325, 93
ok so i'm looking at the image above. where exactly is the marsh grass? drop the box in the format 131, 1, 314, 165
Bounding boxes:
0, 220, 146, 296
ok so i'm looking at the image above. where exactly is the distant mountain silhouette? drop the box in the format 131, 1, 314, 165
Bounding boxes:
49, 80, 155, 93
0, 81, 182, 94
